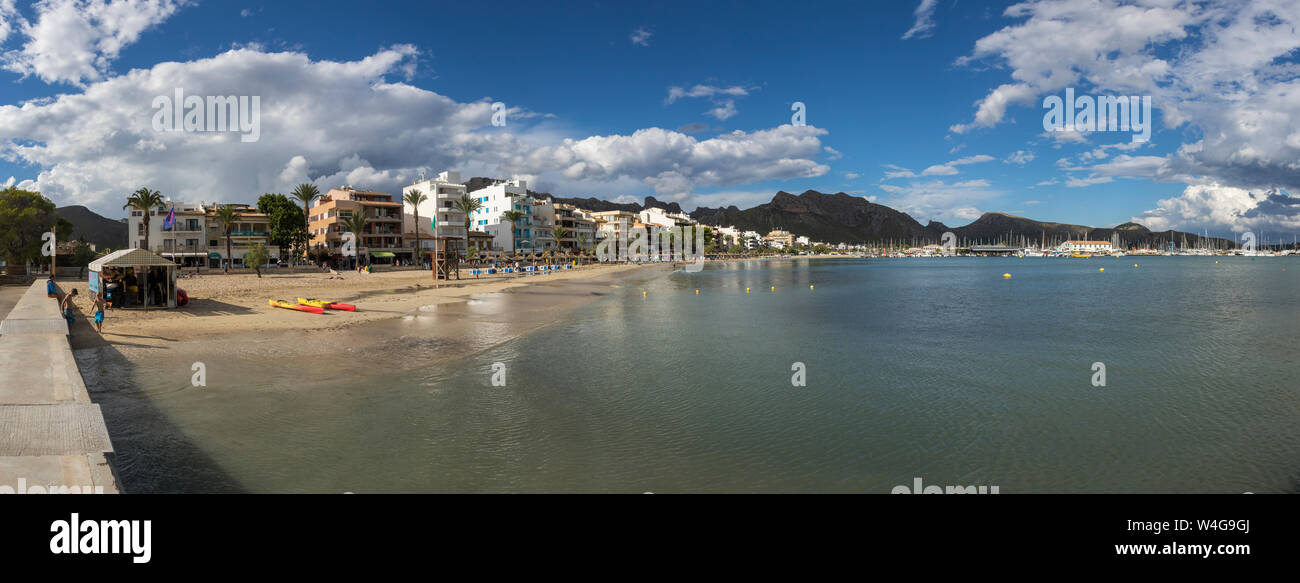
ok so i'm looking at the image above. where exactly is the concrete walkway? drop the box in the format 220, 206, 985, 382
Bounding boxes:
0, 281, 118, 494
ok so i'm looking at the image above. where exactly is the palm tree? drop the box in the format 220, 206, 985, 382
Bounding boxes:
212, 205, 242, 273
123, 187, 166, 251
290, 183, 321, 263
577, 233, 588, 261
342, 212, 370, 269
402, 188, 429, 260
553, 226, 569, 251
456, 193, 483, 257
500, 209, 526, 254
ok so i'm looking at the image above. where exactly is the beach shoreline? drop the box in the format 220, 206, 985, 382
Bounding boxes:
55, 262, 664, 352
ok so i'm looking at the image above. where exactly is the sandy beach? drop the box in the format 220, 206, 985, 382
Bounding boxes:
52, 263, 657, 351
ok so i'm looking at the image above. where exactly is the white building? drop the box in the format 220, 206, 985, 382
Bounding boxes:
467, 179, 536, 252
530, 197, 556, 251
403, 171, 468, 255
1058, 240, 1114, 254
126, 200, 210, 267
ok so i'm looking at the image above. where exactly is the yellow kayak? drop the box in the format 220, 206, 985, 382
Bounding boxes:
296, 297, 356, 311
270, 299, 324, 314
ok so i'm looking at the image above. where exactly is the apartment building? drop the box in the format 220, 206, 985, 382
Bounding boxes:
308, 187, 408, 263
203, 203, 277, 268
467, 179, 537, 252
402, 171, 468, 257
553, 203, 596, 251
765, 229, 794, 249
127, 200, 209, 267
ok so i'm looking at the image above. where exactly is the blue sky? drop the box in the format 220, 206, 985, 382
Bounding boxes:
1, 0, 1297, 238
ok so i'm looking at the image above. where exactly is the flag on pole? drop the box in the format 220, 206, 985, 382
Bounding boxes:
163, 206, 175, 231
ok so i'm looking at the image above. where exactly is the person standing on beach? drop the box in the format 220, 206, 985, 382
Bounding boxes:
60, 288, 79, 325
46, 275, 56, 298
90, 293, 105, 333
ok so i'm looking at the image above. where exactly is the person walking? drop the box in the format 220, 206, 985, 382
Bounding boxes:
90, 293, 105, 333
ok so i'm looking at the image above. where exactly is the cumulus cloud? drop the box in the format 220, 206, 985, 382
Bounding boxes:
1, 0, 192, 86
0, 47, 829, 215
1134, 184, 1300, 232
952, 0, 1300, 231
630, 27, 652, 46
1005, 149, 1034, 165
901, 0, 938, 40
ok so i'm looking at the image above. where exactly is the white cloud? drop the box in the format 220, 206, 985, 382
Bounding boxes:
630, 27, 652, 46
823, 146, 842, 160
0, 47, 830, 215
1024, 200, 1041, 204
913, 154, 995, 177
901, 0, 939, 40
843, 171, 859, 180
666, 83, 755, 121
954, 0, 1300, 202
1134, 183, 1300, 232
2, 0, 192, 86
876, 178, 1003, 224
1005, 149, 1035, 165
707, 99, 738, 120
665, 84, 752, 104
0, 0, 15, 45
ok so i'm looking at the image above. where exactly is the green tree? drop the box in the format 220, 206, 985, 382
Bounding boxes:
258, 193, 307, 263
0, 187, 70, 271
245, 243, 270, 278
342, 212, 370, 269
123, 187, 165, 251
212, 205, 242, 273
552, 225, 569, 250
290, 183, 321, 259
402, 189, 428, 257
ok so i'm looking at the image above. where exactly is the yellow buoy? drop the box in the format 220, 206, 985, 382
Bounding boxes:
1003, 273, 1011, 279
695, 289, 699, 295
745, 287, 750, 293
771, 285, 775, 291
642, 291, 646, 296
1133, 264, 1138, 267
1215, 260, 1219, 264
1099, 268, 1104, 272
810, 284, 814, 290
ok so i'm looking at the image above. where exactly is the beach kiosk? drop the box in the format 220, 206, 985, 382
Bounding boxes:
88, 248, 178, 309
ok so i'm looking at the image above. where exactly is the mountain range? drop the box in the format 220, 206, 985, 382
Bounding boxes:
56, 205, 128, 250
462, 180, 1237, 248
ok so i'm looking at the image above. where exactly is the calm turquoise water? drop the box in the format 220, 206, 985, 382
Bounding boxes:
84, 257, 1300, 493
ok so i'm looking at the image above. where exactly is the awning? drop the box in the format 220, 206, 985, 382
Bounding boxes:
208, 252, 222, 259
371, 251, 396, 258
88, 248, 177, 271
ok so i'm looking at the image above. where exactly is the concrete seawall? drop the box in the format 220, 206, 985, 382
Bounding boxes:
0, 281, 118, 494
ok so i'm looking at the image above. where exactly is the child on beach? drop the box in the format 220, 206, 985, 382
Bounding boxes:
90, 293, 105, 333
60, 288, 78, 325
46, 275, 56, 298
